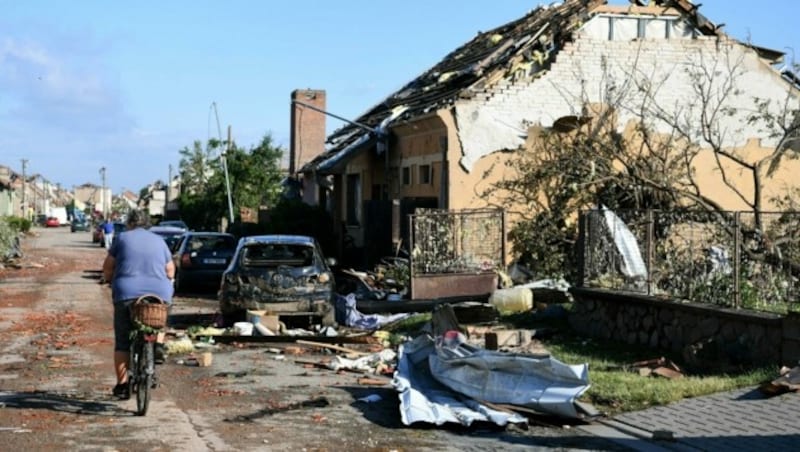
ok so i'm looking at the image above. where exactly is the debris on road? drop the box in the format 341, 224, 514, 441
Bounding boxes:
760, 365, 800, 395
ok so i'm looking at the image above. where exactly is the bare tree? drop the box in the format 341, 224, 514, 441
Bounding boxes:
482, 38, 800, 279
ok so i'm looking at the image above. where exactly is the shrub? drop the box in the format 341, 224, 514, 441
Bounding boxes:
1, 218, 20, 259
5, 216, 32, 233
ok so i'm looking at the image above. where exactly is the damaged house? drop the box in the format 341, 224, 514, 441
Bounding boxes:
291, 0, 800, 267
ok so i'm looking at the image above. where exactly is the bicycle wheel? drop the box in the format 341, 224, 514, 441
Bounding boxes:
128, 338, 140, 403
136, 340, 153, 416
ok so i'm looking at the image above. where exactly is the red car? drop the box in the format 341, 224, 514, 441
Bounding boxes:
45, 217, 60, 228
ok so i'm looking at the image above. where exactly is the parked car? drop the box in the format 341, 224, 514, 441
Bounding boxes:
219, 235, 337, 325
158, 220, 189, 231
45, 217, 60, 228
171, 232, 237, 293
70, 216, 90, 233
148, 225, 187, 250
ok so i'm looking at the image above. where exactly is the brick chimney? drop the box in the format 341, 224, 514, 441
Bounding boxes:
290, 89, 327, 175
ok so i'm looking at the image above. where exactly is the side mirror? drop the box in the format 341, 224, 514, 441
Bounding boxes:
326, 257, 338, 267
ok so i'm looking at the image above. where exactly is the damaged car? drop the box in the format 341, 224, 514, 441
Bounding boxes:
219, 235, 337, 326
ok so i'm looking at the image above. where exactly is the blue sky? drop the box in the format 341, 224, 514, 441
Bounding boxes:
1, 1, 798, 194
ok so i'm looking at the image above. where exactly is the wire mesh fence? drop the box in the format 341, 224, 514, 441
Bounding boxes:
581, 208, 800, 313
409, 208, 505, 275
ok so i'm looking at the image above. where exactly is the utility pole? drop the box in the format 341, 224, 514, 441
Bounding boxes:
32, 175, 38, 217
20, 159, 28, 218
224, 125, 234, 225
167, 164, 173, 218
100, 166, 107, 219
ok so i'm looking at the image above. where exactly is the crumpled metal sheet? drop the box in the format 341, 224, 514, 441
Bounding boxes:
393, 334, 528, 427
430, 331, 590, 419
393, 332, 591, 426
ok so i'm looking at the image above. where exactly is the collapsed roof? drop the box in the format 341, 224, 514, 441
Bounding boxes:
303, 0, 783, 174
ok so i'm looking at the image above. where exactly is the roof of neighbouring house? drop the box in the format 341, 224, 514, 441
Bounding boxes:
302, 0, 783, 174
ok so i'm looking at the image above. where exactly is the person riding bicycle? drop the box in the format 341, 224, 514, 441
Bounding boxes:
102, 209, 175, 400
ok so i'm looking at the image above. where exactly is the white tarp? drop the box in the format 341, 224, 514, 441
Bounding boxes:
333, 293, 411, 330
393, 332, 591, 426
601, 206, 647, 279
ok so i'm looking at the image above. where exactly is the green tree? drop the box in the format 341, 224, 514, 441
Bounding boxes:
224, 134, 284, 212
177, 134, 284, 231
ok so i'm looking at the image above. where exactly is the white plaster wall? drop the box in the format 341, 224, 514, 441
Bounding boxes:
454, 16, 798, 172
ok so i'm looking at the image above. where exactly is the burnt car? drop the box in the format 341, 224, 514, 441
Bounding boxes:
171, 232, 237, 293
219, 235, 337, 325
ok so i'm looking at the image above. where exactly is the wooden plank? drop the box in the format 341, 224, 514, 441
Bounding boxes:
212, 335, 376, 345
296, 339, 372, 356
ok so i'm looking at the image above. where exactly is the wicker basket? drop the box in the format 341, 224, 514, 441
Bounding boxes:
130, 295, 168, 329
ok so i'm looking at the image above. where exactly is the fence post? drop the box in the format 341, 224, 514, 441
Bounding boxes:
408, 214, 415, 299
576, 211, 586, 287
733, 211, 741, 309
646, 209, 654, 296
501, 209, 507, 268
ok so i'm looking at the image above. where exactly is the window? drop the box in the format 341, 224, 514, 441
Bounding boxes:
419, 164, 431, 184
346, 173, 361, 225
402, 167, 411, 186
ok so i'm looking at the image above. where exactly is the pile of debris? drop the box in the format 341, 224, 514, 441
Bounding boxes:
760, 365, 800, 396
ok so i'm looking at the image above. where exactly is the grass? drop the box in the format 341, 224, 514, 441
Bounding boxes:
541, 329, 774, 415
385, 311, 776, 415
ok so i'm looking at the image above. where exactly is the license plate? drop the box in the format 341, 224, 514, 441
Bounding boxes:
203, 258, 226, 264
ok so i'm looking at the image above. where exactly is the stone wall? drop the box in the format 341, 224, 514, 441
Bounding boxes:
568, 287, 797, 369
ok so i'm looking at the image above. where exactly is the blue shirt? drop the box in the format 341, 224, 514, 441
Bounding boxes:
103, 222, 115, 234
109, 228, 174, 304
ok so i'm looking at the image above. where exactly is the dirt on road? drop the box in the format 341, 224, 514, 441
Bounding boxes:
0, 227, 624, 451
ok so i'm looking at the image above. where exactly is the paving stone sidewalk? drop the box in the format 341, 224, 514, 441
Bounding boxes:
578, 386, 800, 451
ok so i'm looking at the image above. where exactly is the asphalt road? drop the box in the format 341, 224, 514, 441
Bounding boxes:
0, 226, 628, 451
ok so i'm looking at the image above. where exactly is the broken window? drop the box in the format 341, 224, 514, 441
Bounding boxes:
419, 164, 431, 184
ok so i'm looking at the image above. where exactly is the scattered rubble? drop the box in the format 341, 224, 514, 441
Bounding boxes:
760, 365, 800, 395
629, 357, 683, 379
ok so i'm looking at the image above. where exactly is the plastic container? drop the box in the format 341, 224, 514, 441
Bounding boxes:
233, 322, 254, 336
489, 287, 533, 313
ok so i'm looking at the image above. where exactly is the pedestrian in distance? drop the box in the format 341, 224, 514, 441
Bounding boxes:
102, 219, 115, 250
102, 210, 175, 399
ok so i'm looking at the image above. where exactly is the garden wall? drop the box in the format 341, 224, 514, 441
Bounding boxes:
568, 288, 800, 369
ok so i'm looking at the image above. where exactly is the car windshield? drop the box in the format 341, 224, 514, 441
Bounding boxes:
188, 235, 236, 252
242, 244, 314, 267
160, 220, 188, 230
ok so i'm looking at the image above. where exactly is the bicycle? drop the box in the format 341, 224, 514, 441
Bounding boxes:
128, 295, 168, 416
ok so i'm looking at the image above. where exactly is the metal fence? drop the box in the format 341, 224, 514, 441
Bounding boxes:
409, 208, 505, 275
580, 209, 800, 313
